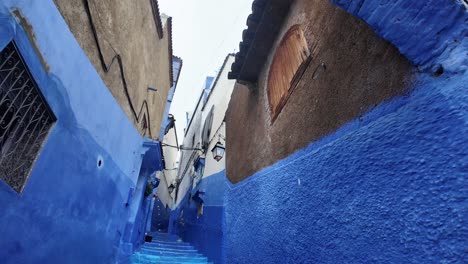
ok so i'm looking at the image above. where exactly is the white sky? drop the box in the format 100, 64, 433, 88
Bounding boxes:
158, 0, 253, 144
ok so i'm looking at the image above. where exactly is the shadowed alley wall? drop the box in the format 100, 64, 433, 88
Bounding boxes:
0, 1, 155, 263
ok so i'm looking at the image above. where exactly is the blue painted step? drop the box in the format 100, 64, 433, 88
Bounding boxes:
141, 244, 196, 250
140, 249, 203, 257
140, 247, 199, 253
130, 232, 211, 264
132, 254, 208, 262
145, 240, 192, 246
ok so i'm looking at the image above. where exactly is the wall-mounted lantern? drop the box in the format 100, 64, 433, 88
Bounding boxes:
211, 141, 225, 162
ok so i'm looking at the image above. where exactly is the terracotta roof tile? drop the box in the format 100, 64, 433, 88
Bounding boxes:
228, 0, 293, 83
150, 0, 164, 39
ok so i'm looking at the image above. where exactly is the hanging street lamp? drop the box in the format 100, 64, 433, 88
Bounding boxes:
211, 141, 225, 162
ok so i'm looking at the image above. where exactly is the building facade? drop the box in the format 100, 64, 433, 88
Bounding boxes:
54, 0, 174, 138
0, 0, 177, 263
168, 54, 236, 264
151, 56, 183, 232
224, 0, 467, 263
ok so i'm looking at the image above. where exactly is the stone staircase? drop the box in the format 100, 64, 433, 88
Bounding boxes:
130, 232, 212, 264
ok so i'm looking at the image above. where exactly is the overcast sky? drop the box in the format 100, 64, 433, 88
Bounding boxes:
158, 0, 253, 143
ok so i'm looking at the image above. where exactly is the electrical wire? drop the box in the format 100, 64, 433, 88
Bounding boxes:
161, 143, 202, 151
83, 0, 153, 137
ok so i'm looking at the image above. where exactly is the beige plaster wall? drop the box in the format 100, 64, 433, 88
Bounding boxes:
54, 0, 172, 137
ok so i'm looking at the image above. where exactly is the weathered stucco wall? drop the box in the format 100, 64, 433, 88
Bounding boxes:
223, 0, 467, 263
0, 1, 155, 263
54, 0, 172, 138
226, 0, 413, 183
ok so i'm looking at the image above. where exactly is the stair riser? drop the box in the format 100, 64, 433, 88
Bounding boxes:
140, 249, 198, 255
143, 242, 192, 246
141, 245, 197, 250
148, 237, 179, 241
131, 233, 209, 264
132, 255, 208, 262
140, 251, 203, 258
141, 247, 198, 253
147, 240, 190, 245
143, 245, 194, 250
147, 235, 179, 239
139, 253, 203, 258
140, 249, 201, 254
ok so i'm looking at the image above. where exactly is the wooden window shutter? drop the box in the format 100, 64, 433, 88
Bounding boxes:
268, 25, 310, 122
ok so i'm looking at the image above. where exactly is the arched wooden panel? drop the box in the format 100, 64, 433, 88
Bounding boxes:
268, 25, 310, 122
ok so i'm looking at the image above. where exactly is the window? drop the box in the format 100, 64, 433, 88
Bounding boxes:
197, 202, 204, 217
201, 106, 214, 150
0, 41, 56, 193
193, 157, 205, 186
268, 25, 311, 122
141, 113, 148, 136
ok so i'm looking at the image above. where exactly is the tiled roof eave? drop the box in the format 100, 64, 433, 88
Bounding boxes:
228, 0, 293, 84
150, 0, 164, 39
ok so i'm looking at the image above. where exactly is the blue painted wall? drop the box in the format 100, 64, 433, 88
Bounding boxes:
122, 149, 163, 255
224, 74, 467, 263
221, 1, 467, 263
0, 1, 161, 263
330, 0, 467, 74
151, 198, 171, 232
169, 170, 227, 264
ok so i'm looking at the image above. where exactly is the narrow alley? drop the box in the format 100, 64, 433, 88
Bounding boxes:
0, 0, 466, 263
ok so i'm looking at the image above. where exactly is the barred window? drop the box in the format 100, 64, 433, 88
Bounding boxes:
0, 41, 56, 193
268, 25, 310, 122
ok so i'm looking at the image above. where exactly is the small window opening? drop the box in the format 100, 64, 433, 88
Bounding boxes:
432, 65, 444, 77
141, 114, 148, 136
197, 202, 204, 217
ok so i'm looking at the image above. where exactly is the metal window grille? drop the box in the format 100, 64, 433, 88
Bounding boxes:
0, 41, 56, 193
